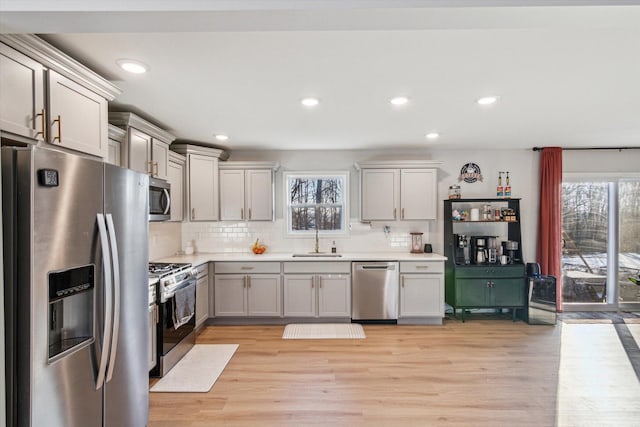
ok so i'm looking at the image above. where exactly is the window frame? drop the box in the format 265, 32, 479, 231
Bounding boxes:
284, 171, 350, 237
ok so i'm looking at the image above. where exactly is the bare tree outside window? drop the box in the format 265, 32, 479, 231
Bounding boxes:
561, 180, 640, 304
287, 174, 347, 233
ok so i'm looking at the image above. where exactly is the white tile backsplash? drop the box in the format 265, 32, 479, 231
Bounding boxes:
180, 219, 429, 254
149, 222, 182, 260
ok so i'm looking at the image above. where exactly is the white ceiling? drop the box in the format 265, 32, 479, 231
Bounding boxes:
2, 1, 640, 152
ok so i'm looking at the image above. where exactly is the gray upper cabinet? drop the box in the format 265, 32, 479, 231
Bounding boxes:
356, 160, 441, 222
47, 69, 108, 158
107, 124, 125, 166
219, 161, 278, 221
0, 43, 45, 141
109, 112, 175, 180
171, 143, 228, 222
0, 35, 120, 158
167, 151, 186, 222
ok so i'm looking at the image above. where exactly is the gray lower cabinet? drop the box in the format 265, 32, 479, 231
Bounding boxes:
283, 262, 351, 318
194, 263, 210, 328
399, 261, 445, 319
214, 262, 282, 317
148, 302, 157, 371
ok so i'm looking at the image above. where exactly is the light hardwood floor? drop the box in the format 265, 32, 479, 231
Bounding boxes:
149, 321, 562, 427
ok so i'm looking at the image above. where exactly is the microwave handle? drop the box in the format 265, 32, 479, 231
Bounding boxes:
161, 188, 171, 215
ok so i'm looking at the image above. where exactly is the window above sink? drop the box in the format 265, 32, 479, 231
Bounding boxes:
284, 172, 349, 237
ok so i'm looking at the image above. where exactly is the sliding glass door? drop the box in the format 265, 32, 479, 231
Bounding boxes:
561, 177, 640, 311
618, 180, 640, 307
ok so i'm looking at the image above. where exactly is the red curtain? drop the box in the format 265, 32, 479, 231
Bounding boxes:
536, 147, 563, 311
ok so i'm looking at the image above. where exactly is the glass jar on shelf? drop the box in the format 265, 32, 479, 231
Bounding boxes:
448, 185, 461, 199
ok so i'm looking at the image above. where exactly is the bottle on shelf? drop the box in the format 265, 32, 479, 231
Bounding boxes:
504, 172, 511, 198
496, 172, 504, 198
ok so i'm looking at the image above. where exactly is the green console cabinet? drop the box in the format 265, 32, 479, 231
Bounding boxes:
444, 199, 527, 321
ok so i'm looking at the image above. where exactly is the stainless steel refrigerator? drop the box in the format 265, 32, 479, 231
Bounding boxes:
2, 146, 149, 427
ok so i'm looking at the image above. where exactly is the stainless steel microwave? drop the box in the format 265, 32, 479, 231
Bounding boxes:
149, 177, 171, 221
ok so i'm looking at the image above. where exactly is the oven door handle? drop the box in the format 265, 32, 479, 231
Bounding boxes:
162, 277, 196, 301
105, 214, 121, 383
95, 214, 113, 390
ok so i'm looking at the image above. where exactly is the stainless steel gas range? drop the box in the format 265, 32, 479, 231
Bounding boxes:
148, 262, 197, 377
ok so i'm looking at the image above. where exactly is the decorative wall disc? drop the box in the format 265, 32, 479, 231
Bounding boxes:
458, 162, 483, 183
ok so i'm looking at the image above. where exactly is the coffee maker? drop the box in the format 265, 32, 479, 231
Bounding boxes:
470, 236, 493, 264
453, 234, 470, 265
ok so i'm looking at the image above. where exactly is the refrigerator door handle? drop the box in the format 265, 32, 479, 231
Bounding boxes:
96, 213, 114, 390
105, 214, 121, 383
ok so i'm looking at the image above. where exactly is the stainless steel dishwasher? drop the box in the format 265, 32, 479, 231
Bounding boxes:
352, 261, 399, 320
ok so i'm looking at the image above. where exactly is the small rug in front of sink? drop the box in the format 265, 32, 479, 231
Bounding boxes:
150, 344, 238, 393
282, 323, 365, 339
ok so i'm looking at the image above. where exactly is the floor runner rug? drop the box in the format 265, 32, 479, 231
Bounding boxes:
150, 344, 238, 392
283, 323, 366, 339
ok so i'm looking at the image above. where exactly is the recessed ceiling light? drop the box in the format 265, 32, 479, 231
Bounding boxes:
301, 97, 320, 107
116, 59, 147, 74
390, 96, 409, 106
215, 134, 229, 141
425, 132, 440, 140
477, 96, 499, 105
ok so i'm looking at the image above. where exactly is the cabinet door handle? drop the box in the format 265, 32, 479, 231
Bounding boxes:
402, 208, 405, 219
247, 276, 251, 288
154, 161, 159, 176
52, 115, 62, 142
311, 277, 314, 289
147, 161, 153, 174
35, 109, 47, 140
393, 208, 397, 220
192, 208, 196, 220
243, 276, 247, 288
318, 276, 322, 288
401, 276, 405, 288
241, 208, 244, 219
248, 208, 252, 220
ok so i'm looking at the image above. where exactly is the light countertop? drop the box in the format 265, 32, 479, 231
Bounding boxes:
155, 252, 447, 266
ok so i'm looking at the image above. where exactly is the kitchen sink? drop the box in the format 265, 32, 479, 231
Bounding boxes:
292, 253, 343, 258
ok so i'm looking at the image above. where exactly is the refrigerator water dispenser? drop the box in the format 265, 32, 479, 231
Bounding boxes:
48, 265, 95, 360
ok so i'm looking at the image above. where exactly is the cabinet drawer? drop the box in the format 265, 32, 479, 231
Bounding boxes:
400, 261, 444, 274
194, 263, 209, 278
454, 264, 524, 278
215, 261, 280, 274
283, 262, 351, 274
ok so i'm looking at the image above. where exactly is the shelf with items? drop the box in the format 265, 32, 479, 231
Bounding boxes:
444, 198, 526, 321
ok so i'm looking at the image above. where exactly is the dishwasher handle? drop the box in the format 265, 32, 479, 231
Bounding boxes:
358, 264, 396, 271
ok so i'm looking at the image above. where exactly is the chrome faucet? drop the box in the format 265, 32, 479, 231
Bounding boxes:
314, 228, 319, 253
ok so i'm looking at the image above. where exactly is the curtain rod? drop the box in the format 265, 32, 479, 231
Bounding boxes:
532, 146, 640, 152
